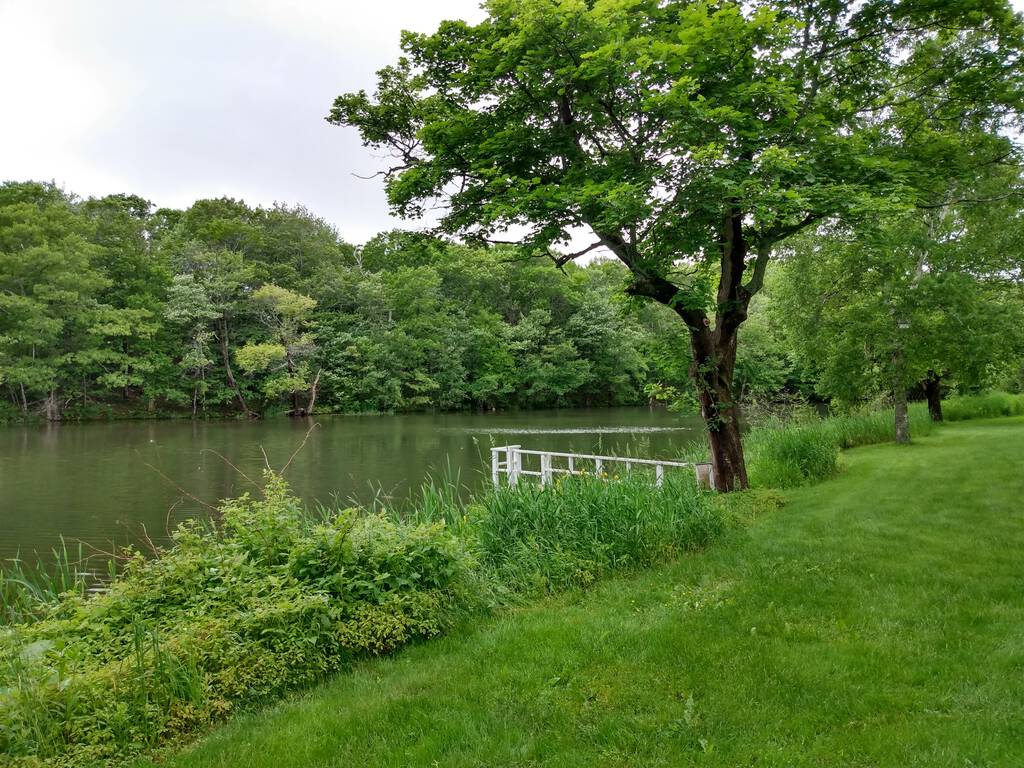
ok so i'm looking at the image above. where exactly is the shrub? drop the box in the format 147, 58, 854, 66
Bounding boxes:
0, 474, 476, 766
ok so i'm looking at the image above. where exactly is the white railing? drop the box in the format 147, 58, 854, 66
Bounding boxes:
490, 445, 714, 490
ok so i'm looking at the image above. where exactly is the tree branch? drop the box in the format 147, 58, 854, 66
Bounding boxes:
743, 242, 773, 297
548, 241, 604, 267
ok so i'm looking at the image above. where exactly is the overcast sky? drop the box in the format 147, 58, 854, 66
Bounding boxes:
2, 1, 1023, 246
0, 0, 485, 244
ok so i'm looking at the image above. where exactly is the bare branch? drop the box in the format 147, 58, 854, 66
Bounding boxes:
549, 240, 604, 267
281, 421, 320, 476
917, 189, 1024, 209
139, 457, 219, 513
201, 449, 263, 494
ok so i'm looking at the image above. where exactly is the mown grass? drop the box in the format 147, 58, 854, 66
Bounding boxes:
139, 417, 1024, 768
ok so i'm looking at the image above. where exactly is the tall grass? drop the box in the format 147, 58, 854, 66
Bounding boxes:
473, 473, 721, 593
747, 403, 935, 488
0, 539, 96, 625
943, 391, 1024, 421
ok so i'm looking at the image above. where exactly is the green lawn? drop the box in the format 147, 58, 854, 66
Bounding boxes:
144, 419, 1024, 768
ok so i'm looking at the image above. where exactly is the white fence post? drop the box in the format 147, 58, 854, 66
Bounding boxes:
655, 463, 664, 488
491, 447, 501, 489
540, 452, 553, 487
595, 457, 603, 476
507, 445, 521, 486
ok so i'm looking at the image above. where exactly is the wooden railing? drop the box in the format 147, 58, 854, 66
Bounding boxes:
490, 445, 714, 490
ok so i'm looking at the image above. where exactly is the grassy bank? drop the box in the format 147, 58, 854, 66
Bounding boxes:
0, 472, 719, 766
745, 404, 935, 487
140, 417, 1024, 767
745, 392, 1024, 488
3, 392, 1022, 766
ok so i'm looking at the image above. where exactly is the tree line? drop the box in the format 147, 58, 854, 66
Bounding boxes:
2, 178, 1021, 426
0, 181, 707, 420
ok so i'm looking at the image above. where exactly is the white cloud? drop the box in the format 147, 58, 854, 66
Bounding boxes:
0, 0, 484, 242
1, 0, 1022, 247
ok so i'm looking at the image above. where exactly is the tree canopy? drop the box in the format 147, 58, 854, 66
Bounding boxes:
0, 182, 711, 422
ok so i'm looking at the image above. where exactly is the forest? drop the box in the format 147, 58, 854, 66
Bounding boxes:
0, 181, 692, 420
1, 179, 1021, 424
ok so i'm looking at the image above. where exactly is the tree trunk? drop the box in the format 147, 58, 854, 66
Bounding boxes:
122, 341, 130, 401
43, 388, 61, 422
894, 384, 910, 444
891, 345, 910, 443
307, 368, 322, 416
691, 332, 748, 491
590, 209, 765, 492
924, 372, 943, 422
284, 348, 301, 416
217, 317, 254, 418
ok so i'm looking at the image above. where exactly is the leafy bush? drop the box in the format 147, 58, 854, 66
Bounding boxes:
0, 474, 476, 766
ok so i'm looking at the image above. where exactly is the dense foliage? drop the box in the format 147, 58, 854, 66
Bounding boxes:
0, 471, 721, 766
772, 164, 1024, 441
4, 181, 1019, 427
0, 181, 723, 421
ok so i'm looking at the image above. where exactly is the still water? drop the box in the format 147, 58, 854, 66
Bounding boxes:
0, 407, 705, 560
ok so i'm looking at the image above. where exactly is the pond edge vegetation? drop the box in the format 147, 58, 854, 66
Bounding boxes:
2, 392, 1024, 766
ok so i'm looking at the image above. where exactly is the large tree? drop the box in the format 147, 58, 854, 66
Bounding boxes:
330, 0, 1023, 489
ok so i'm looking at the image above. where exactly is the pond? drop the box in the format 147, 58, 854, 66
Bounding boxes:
0, 407, 706, 560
